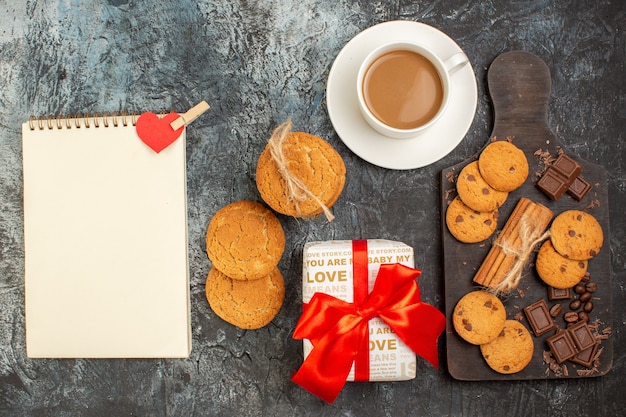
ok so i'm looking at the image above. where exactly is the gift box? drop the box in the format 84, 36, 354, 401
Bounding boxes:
302, 239, 417, 381
292, 239, 445, 403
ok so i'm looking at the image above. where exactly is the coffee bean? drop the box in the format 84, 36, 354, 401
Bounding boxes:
574, 284, 586, 294
583, 301, 594, 313
580, 291, 592, 302
581, 272, 591, 282
564, 312, 579, 323
585, 282, 597, 293
569, 299, 582, 310
578, 311, 589, 323
549, 304, 563, 318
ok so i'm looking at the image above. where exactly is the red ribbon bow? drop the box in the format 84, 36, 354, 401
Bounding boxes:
292, 240, 446, 403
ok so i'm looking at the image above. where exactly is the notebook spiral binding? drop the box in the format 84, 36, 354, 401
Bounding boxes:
27, 110, 173, 131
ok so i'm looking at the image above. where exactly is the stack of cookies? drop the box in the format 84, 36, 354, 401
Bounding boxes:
453, 290, 534, 374
536, 209, 603, 289
446, 139, 528, 243
203, 122, 346, 329
205, 200, 286, 330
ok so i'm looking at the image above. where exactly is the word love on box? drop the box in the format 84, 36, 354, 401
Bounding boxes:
303, 243, 413, 295
292, 240, 445, 403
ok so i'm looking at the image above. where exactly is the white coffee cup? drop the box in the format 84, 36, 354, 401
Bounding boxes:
356, 41, 468, 139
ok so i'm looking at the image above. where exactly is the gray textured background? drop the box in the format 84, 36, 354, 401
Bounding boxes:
1, 1, 624, 416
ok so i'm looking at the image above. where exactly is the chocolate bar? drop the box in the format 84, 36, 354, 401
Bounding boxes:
546, 321, 599, 366
537, 154, 589, 201
523, 299, 557, 336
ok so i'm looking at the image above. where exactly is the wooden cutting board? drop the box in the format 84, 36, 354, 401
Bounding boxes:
440, 51, 612, 380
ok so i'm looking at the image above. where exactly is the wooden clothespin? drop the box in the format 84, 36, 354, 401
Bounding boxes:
170, 101, 210, 130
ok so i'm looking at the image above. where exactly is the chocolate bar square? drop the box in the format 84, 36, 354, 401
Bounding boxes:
568, 321, 596, 351
537, 170, 569, 200
523, 299, 557, 336
570, 343, 598, 368
552, 154, 582, 180
567, 176, 592, 201
546, 330, 577, 363
548, 286, 571, 300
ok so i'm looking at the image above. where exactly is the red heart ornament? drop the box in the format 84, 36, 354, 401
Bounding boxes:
136, 112, 184, 153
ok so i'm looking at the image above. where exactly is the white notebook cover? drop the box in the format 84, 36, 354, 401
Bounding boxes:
22, 117, 191, 358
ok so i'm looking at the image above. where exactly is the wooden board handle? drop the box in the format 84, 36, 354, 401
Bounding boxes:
488, 51, 556, 149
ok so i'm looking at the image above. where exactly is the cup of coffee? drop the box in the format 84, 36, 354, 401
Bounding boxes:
357, 41, 468, 139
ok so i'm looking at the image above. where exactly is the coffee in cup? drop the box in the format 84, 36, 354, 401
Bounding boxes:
357, 41, 468, 139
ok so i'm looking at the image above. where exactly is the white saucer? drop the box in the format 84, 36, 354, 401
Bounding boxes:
326, 21, 478, 170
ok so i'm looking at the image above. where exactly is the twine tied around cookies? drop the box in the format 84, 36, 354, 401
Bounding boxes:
268, 120, 335, 221
491, 213, 551, 294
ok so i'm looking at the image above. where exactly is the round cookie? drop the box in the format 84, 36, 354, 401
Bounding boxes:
536, 239, 588, 289
456, 161, 508, 212
550, 210, 603, 261
480, 320, 534, 374
206, 200, 285, 280
205, 267, 285, 330
256, 131, 346, 218
445, 196, 499, 243
453, 290, 507, 345
478, 140, 529, 192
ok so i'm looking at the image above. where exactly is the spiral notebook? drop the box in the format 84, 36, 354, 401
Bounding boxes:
22, 114, 191, 358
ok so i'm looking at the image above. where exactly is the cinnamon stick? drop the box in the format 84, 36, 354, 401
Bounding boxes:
474, 198, 531, 287
473, 198, 553, 292
490, 204, 553, 288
